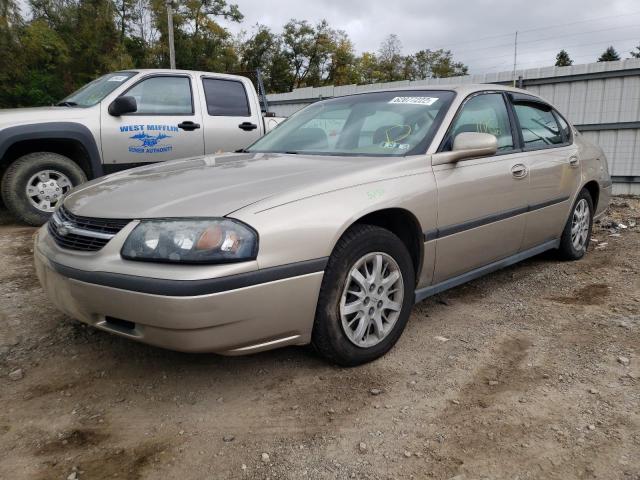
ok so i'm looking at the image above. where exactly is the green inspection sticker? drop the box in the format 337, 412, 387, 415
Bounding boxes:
367, 188, 385, 200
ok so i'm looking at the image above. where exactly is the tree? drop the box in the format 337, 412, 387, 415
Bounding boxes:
238, 24, 292, 93
355, 52, 380, 84
377, 34, 403, 82
413, 49, 467, 79
631, 44, 640, 59
555, 49, 573, 67
0, 0, 24, 107
114, 0, 137, 44
598, 46, 620, 62
281, 19, 337, 90
281, 19, 316, 90
326, 31, 358, 86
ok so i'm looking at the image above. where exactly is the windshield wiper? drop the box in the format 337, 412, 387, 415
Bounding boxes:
234, 148, 249, 153
284, 151, 299, 154
56, 101, 78, 107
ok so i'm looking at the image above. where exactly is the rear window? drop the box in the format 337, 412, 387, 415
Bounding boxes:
202, 78, 251, 116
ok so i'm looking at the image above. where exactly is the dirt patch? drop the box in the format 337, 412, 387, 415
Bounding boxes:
35, 428, 110, 455
548, 283, 612, 305
36, 441, 169, 480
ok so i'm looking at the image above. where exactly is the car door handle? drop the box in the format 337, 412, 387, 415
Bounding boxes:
569, 156, 579, 167
178, 121, 201, 131
511, 164, 528, 179
239, 122, 258, 131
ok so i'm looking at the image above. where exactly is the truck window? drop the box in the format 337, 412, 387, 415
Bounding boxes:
202, 78, 250, 117
126, 76, 193, 115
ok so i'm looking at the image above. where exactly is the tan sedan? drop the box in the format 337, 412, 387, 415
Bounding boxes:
34, 85, 611, 365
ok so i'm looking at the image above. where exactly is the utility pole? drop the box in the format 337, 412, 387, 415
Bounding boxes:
512, 31, 518, 87
166, 0, 176, 69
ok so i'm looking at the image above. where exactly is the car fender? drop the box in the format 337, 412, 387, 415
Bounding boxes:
231, 172, 438, 272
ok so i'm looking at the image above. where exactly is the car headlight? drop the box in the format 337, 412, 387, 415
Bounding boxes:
121, 219, 258, 264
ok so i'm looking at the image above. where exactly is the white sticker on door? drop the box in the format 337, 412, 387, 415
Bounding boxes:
388, 96, 438, 106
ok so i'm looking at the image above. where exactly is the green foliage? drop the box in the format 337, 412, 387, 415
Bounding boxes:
0, 3, 472, 106
598, 46, 620, 62
631, 44, 640, 59
555, 49, 573, 67
377, 34, 403, 82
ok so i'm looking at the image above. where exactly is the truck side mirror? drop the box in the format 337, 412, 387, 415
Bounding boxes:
108, 96, 137, 116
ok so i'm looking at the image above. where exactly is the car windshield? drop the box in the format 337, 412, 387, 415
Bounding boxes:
248, 90, 455, 157
58, 72, 137, 107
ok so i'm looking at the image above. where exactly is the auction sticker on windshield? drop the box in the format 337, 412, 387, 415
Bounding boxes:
108, 75, 129, 82
388, 97, 439, 106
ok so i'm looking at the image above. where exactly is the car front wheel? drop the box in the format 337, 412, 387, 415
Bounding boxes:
312, 224, 415, 366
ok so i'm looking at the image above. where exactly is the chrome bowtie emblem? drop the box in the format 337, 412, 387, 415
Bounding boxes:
57, 221, 74, 236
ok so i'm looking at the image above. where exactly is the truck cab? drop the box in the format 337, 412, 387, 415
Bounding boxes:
0, 69, 283, 225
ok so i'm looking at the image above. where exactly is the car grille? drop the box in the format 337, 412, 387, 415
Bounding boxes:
48, 206, 131, 252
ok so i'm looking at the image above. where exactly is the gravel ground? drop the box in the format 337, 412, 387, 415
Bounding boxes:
0, 198, 639, 480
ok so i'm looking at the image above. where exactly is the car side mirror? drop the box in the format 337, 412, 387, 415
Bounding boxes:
108, 96, 137, 116
432, 132, 498, 166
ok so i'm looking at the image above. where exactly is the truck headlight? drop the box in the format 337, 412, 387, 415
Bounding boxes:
121, 219, 258, 264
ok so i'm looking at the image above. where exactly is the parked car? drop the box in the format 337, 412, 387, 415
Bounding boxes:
0, 69, 283, 225
34, 85, 611, 366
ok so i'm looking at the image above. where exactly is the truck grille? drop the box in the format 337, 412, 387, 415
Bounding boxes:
48, 206, 131, 252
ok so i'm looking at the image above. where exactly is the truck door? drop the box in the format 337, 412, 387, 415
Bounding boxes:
199, 76, 264, 153
100, 73, 204, 169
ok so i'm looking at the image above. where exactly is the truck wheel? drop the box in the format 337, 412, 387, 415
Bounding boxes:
1, 152, 87, 226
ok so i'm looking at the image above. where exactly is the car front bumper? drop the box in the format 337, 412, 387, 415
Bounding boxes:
34, 236, 325, 355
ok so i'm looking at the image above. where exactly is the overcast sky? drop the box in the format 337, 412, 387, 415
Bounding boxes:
220, 0, 640, 74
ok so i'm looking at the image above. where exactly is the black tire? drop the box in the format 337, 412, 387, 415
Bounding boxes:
557, 188, 594, 261
312, 224, 415, 366
1, 152, 87, 226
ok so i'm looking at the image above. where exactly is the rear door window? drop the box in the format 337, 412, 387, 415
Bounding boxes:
202, 78, 251, 117
514, 103, 563, 149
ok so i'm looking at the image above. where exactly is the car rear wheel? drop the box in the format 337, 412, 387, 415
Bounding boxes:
1, 152, 87, 226
312, 224, 415, 366
558, 188, 594, 260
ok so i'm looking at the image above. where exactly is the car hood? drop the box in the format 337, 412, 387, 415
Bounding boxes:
64, 152, 428, 219
0, 106, 92, 129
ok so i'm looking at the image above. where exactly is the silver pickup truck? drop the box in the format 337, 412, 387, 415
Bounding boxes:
0, 69, 284, 225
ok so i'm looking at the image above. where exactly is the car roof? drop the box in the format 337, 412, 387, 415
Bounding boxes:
346, 83, 534, 97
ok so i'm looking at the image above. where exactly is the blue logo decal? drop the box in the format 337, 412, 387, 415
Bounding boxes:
120, 124, 178, 154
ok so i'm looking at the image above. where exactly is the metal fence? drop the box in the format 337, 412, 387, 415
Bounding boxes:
267, 58, 640, 195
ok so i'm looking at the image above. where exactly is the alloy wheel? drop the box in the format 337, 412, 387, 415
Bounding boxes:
340, 252, 404, 348
571, 198, 591, 251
